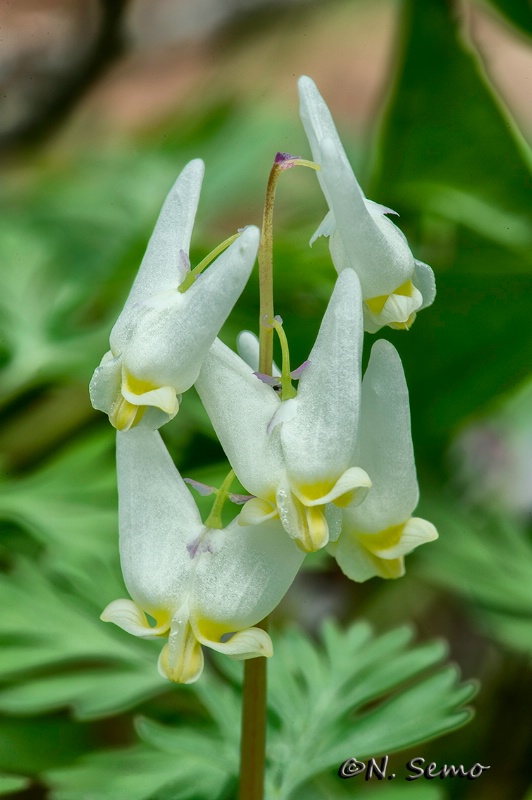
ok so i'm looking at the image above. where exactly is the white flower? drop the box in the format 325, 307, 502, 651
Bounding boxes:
101, 428, 305, 683
298, 76, 436, 333
329, 339, 438, 581
195, 269, 371, 553
90, 159, 259, 431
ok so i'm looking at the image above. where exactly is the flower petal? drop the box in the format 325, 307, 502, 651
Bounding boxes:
281, 269, 363, 488
345, 339, 419, 534
190, 517, 305, 631
112, 159, 205, 346
414, 259, 437, 310
309, 209, 336, 246
116, 428, 202, 614
100, 598, 170, 638
158, 635, 204, 684
195, 338, 284, 499
89, 351, 122, 416
330, 532, 406, 582
293, 466, 371, 507
237, 330, 280, 375
298, 75, 354, 208
239, 497, 278, 526
319, 136, 415, 298
122, 226, 260, 397
371, 517, 438, 559
195, 625, 273, 661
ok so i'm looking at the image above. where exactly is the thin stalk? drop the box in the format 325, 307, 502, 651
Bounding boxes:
257, 154, 319, 375
238, 618, 269, 800
178, 232, 241, 293
239, 152, 319, 800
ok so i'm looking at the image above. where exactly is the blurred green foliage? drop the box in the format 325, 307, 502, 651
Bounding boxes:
1, 0, 532, 797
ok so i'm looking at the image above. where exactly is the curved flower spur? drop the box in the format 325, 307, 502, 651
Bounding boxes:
101, 428, 305, 683
90, 159, 260, 431
298, 76, 435, 333
195, 269, 372, 554
329, 339, 438, 581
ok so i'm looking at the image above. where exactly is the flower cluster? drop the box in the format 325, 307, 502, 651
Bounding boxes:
92, 77, 438, 683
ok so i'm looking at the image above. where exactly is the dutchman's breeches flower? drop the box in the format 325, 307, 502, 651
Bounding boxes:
101, 429, 305, 683
195, 269, 371, 553
298, 76, 436, 333
89, 159, 259, 431
329, 340, 438, 581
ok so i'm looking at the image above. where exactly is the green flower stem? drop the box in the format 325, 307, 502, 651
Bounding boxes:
238, 618, 269, 800
258, 156, 319, 375
239, 155, 319, 800
178, 232, 241, 293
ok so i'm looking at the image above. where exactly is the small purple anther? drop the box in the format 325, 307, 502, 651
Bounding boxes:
290, 360, 310, 380
229, 493, 255, 505
254, 371, 281, 387
275, 152, 302, 170
184, 478, 216, 497
187, 539, 201, 559
179, 249, 191, 273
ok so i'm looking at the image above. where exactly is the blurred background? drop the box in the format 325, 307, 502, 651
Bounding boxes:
1, 0, 532, 798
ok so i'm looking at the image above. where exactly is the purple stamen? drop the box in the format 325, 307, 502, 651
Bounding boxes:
254, 371, 281, 387
184, 478, 216, 496
179, 249, 191, 273
187, 539, 201, 559
229, 493, 255, 505
290, 360, 311, 380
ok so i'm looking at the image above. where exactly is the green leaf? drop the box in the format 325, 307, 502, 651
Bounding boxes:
374, 0, 532, 264
46, 719, 237, 800
265, 622, 476, 798
0, 774, 31, 795
0, 557, 167, 719
484, 0, 532, 37
0, 432, 117, 579
418, 498, 532, 655
47, 622, 474, 800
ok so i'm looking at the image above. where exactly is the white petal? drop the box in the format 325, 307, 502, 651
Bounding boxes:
267, 398, 298, 434
294, 466, 371, 507
236, 330, 261, 371
330, 534, 405, 583
238, 497, 278, 526
298, 75, 356, 208
414, 259, 437, 310
195, 338, 284, 499
121, 381, 178, 415
365, 199, 399, 217
372, 517, 438, 559
195, 626, 273, 660
116, 428, 202, 613
346, 340, 419, 533
191, 518, 305, 631
309, 210, 336, 246
122, 226, 260, 395
101, 598, 170, 638
368, 284, 423, 328
281, 269, 363, 488
89, 351, 121, 416
158, 636, 204, 684
112, 160, 205, 346
276, 481, 330, 552
320, 137, 414, 298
